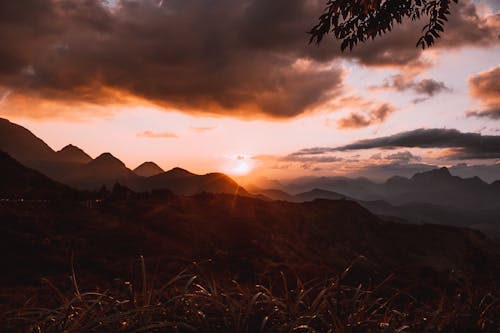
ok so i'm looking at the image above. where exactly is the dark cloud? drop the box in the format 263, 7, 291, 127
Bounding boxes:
335, 128, 500, 159
376, 74, 451, 97
385, 151, 422, 163
0, 0, 347, 119
0, 0, 497, 119
137, 130, 178, 138
281, 153, 342, 164
466, 65, 500, 119
337, 103, 396, 129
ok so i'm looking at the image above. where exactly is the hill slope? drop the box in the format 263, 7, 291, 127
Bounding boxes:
0, 151, 79, 200
133, 161, 164, 177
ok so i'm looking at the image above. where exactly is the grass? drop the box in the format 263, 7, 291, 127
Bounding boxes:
1, 257, 499, 333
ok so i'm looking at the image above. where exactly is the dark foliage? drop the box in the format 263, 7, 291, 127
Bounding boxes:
310, 0, 458, 51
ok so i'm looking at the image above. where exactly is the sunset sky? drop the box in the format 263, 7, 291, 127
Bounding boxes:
1, 0, 499, 182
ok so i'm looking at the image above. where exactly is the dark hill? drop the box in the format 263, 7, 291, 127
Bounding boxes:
141, 168, 248, 195
61, 153, 140, 190
133, 161, 164, 177
56, 144, 92, 164
0, 151, 79, 200
294, 188, 349, 202
0, 118, 56, 164
1, 192, 497, 288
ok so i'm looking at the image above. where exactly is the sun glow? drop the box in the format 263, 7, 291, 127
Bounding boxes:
224, 154, 254, 176
233, 160, 252, 175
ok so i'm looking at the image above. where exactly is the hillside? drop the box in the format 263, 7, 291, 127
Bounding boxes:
0, 151, 80, 200
140, 168, 248, 196
133, 161, 164, 177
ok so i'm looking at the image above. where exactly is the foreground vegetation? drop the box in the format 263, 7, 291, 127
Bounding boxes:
2, 258, 498, 333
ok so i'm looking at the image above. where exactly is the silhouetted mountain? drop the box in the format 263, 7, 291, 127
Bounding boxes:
133, 161, 164, 177
384, 167, 495, 210
141, 168, 248, 196
61, 153, 140, 190
0, 151, 79, 200
281, 167, 500, 211
56, 144, 92, 164
252, 188, 297, 201
0, 118, 56, 164
0, 118, 95, 181
294, 188, 349, 202
253, 169, 500, 237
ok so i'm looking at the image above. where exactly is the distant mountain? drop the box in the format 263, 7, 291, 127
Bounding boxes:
61, 153, 140, 190
281, 168, 500, 211
133, 161, 164, 177
252, 188, 297, 202
0, 151, 79, 200
294, 188, 349, 202
140, 168, 248, 196
0, 118, 56, 164
383, 167, 495, 210
56, 144, 92, 164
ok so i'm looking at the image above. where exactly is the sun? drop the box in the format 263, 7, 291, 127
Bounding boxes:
224, 154, 254, 176
232, 160, 252, 175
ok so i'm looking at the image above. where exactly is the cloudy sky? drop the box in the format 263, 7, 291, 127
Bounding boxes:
1, 0, 499, 182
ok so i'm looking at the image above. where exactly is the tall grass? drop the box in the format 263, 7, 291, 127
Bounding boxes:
1, 258, 498, 333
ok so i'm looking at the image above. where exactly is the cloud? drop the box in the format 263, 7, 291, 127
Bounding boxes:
189, 126, 217, 133
0, 0, 497, 120
137, 130, 178, 139
343, 0, 500, 69
281, 154, 343, 163
0, 0, 345, 119
337, 103, 396, 129
385, 151, 422, 163
375, 74, 451, 98
466, 65, 500, 119
334, 128, 500, 159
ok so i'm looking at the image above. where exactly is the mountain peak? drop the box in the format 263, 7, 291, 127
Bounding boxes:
90, 153, 126, 168
165, 167, 195, 177
412, 167, 451, 181
134, 161, 164, 177
57, 144, 92, 164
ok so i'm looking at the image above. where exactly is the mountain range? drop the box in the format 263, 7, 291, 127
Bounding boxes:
250, 170, 500, 238
1, 117, 499, 238
0, 118, 245, 196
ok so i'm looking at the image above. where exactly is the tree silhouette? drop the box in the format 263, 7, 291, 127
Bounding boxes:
310, 0, 458, 51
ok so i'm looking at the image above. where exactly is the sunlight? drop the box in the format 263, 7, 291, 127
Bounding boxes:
232, 160, 252, 175
223, 154, 255, 176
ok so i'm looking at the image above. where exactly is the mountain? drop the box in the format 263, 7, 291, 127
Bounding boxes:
0, 118, 96, 180
140, 168, 248, 196
61, 153, 140, 190
253, 188, 297, 201
294, 188, 349, 202
0, 118, 56, 164
133, 161, 164, 177
0, 151, 79, 200
56, 144, 92, 164
383, 167, 494, 210
281, 168, 500, 211
252, 169, 500, 237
